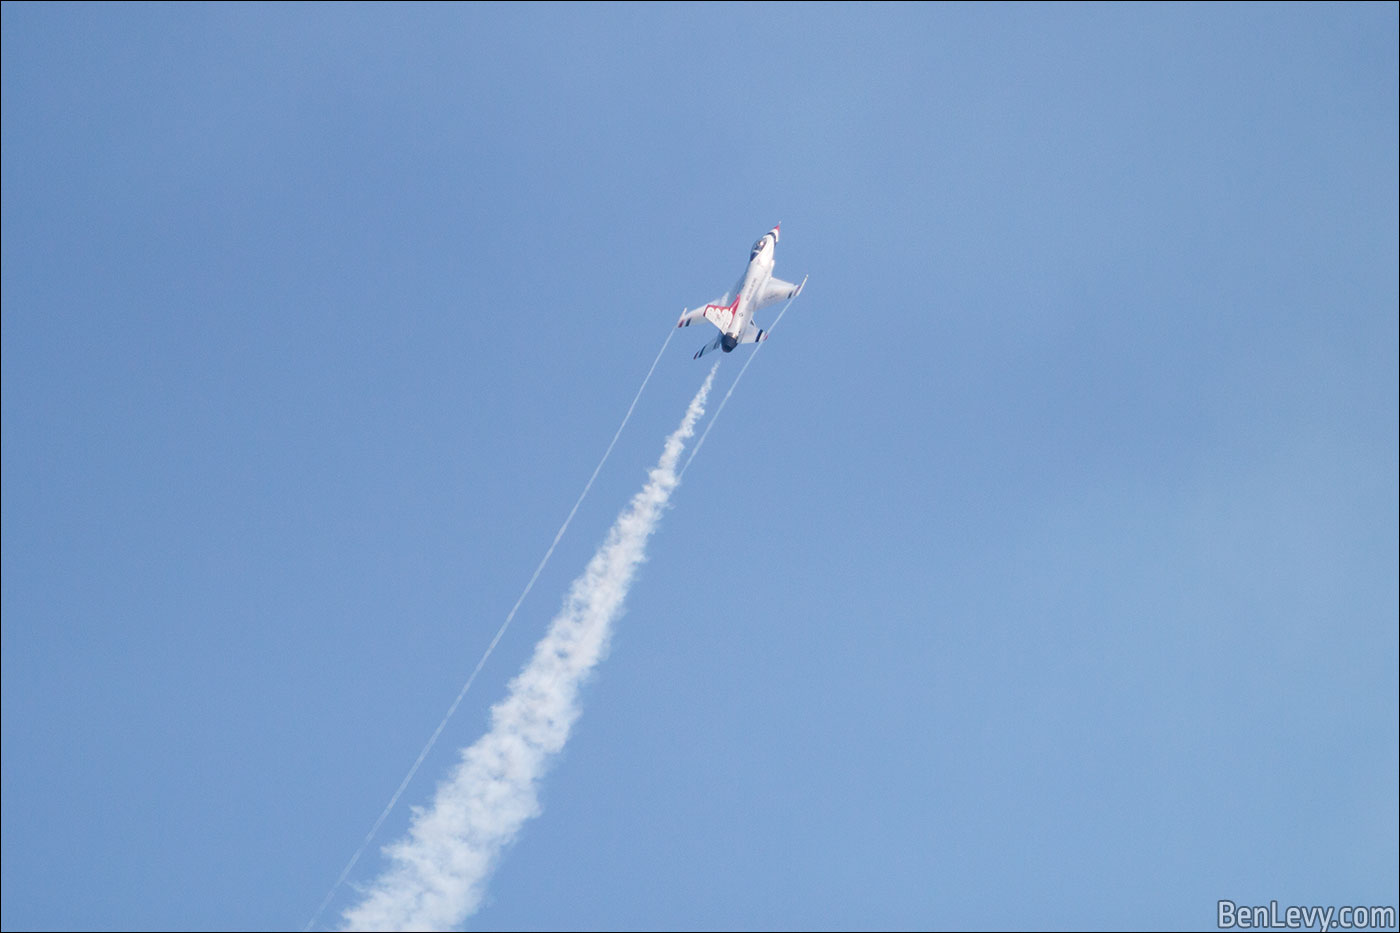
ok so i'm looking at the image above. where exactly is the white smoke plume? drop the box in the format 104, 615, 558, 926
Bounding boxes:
341, 363, 719, 931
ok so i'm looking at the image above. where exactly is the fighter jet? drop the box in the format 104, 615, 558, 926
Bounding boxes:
676, 224, 807, 359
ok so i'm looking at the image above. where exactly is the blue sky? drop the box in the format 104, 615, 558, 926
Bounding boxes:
3, 4, 1396, 930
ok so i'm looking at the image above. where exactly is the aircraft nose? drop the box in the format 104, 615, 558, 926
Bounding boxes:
771, 222, 781, 242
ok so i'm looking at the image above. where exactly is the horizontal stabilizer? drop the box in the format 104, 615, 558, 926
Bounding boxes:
738, 321, 768, 345
693, 333, 724, 360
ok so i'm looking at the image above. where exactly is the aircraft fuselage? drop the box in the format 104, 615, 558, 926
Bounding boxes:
676, 225, 804, 360
723, 239, 777, 350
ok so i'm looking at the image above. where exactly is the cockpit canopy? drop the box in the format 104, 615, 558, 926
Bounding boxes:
749, 238, 768, 260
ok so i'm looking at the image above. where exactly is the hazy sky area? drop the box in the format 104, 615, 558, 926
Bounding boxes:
3, 4, 1396, 931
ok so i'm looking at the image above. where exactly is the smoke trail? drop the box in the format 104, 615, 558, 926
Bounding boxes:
305, 330, 674, 932
341, 363, 719, 932
680, 293, 800, 479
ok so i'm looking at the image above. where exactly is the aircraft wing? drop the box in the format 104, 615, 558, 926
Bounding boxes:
755, 275, 805, 311
703, 303, 736, 332
678, 295, 739, 333
676, 306, 708, 329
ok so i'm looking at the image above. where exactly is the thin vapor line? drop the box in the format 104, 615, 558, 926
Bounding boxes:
305, 327, 674, 931
679, 294, 799, 480
340, 363, 718, 930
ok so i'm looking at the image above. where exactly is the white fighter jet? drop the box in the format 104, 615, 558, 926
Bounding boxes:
676, 224, 807, 359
